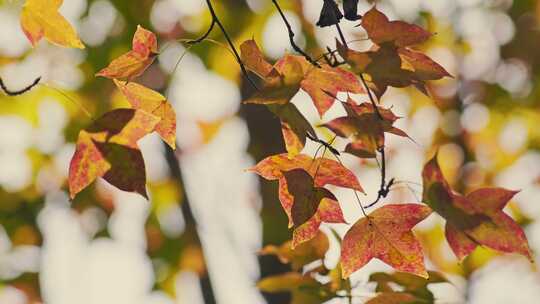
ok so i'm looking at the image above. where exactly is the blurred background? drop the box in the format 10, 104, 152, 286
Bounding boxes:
0, 0, 540, 303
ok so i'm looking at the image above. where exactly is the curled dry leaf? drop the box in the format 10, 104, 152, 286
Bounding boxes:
316, 0, 343, 27
341, 204, 432, 278
20, 0, 84, 48
69, 109, 160, 199
422, 155, 532, 260
96, 25, 158, 80
114, 80, 176, 149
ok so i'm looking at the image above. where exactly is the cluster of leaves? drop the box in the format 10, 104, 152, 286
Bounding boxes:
19, 0, 177, 199
14, 1, 534, 303
244, 3, 533, 303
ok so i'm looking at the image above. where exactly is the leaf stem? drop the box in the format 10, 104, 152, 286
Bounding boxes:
271, 0, 321, 67
203, 0, 259, 90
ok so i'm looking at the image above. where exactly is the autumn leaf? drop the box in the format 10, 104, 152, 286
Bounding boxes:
69, 109, 160, 199
250, 154, 360, 246
341, 204, 432, 278
361, 7, 432, 47
369, 271, 447, 303
20, 0, 84, 48
283, 169, 337, 227
96, 25, 158, 80
250, 153, 364, 193
260, 231, 329, 271
258, 272, 333, 304
241, 39, 363, 116
322, 99, 407, 158
422, 155, 532, 260
114, 80, 176, 149
366, 292, 418, 304
268, 103, 315, 156
278, 169, 346, 247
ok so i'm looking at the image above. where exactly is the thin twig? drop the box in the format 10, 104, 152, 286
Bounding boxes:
187, 19, 216, 45
306, 133, 340, 156
271, 0, 320, 67
0, 77, 41, 96
203, 0, 259, 90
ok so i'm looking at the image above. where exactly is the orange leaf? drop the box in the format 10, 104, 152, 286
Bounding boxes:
96, 26, 158, 80
322, 100, 407, 158
114, 80, 176, 149
361, 7, 432, 47
250, 153, 364, 193
365, 292, 418, 304
20, 0, 84, 48
241, 39, 363, 116
341, 204, 431, 278
422, 155, 532, 260
68, 109, 160, 199
260, 231, 329, 271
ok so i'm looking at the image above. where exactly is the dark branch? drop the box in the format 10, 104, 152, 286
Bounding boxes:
0, 77, 41, 96
271, 0, 321, 67
187, 19, 216, 45
203, 0, 259, 90
307, 133, 340, 156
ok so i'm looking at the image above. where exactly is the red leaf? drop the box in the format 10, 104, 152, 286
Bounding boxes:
341, 204, 432, 278
422, 155, 532, 260
96, 26, 158, 80
68, 109, 160, 198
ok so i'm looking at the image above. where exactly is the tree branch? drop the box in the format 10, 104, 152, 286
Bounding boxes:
0, 77, 41, 96
271, 0, 320, 67
202, 0, 259, 90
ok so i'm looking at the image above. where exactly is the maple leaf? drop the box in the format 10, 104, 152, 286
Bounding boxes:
69, 109, 160, 199
250, 153, 362, 246
361, 7, 432, 47
422, 155, 532, 260
260, 231, 329, 271
20, 0, 84, 48
96, 25, 158, 80
341, 204, 432, 278
241, 40, 363, 116
322, 99, 407, 158
280, 169, 346, 247
337, 41, 450, 97
250, 153, 364, 193
114, 80, 176, 149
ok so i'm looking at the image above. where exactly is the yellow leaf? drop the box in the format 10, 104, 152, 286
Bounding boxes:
20, 0, 84, 49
